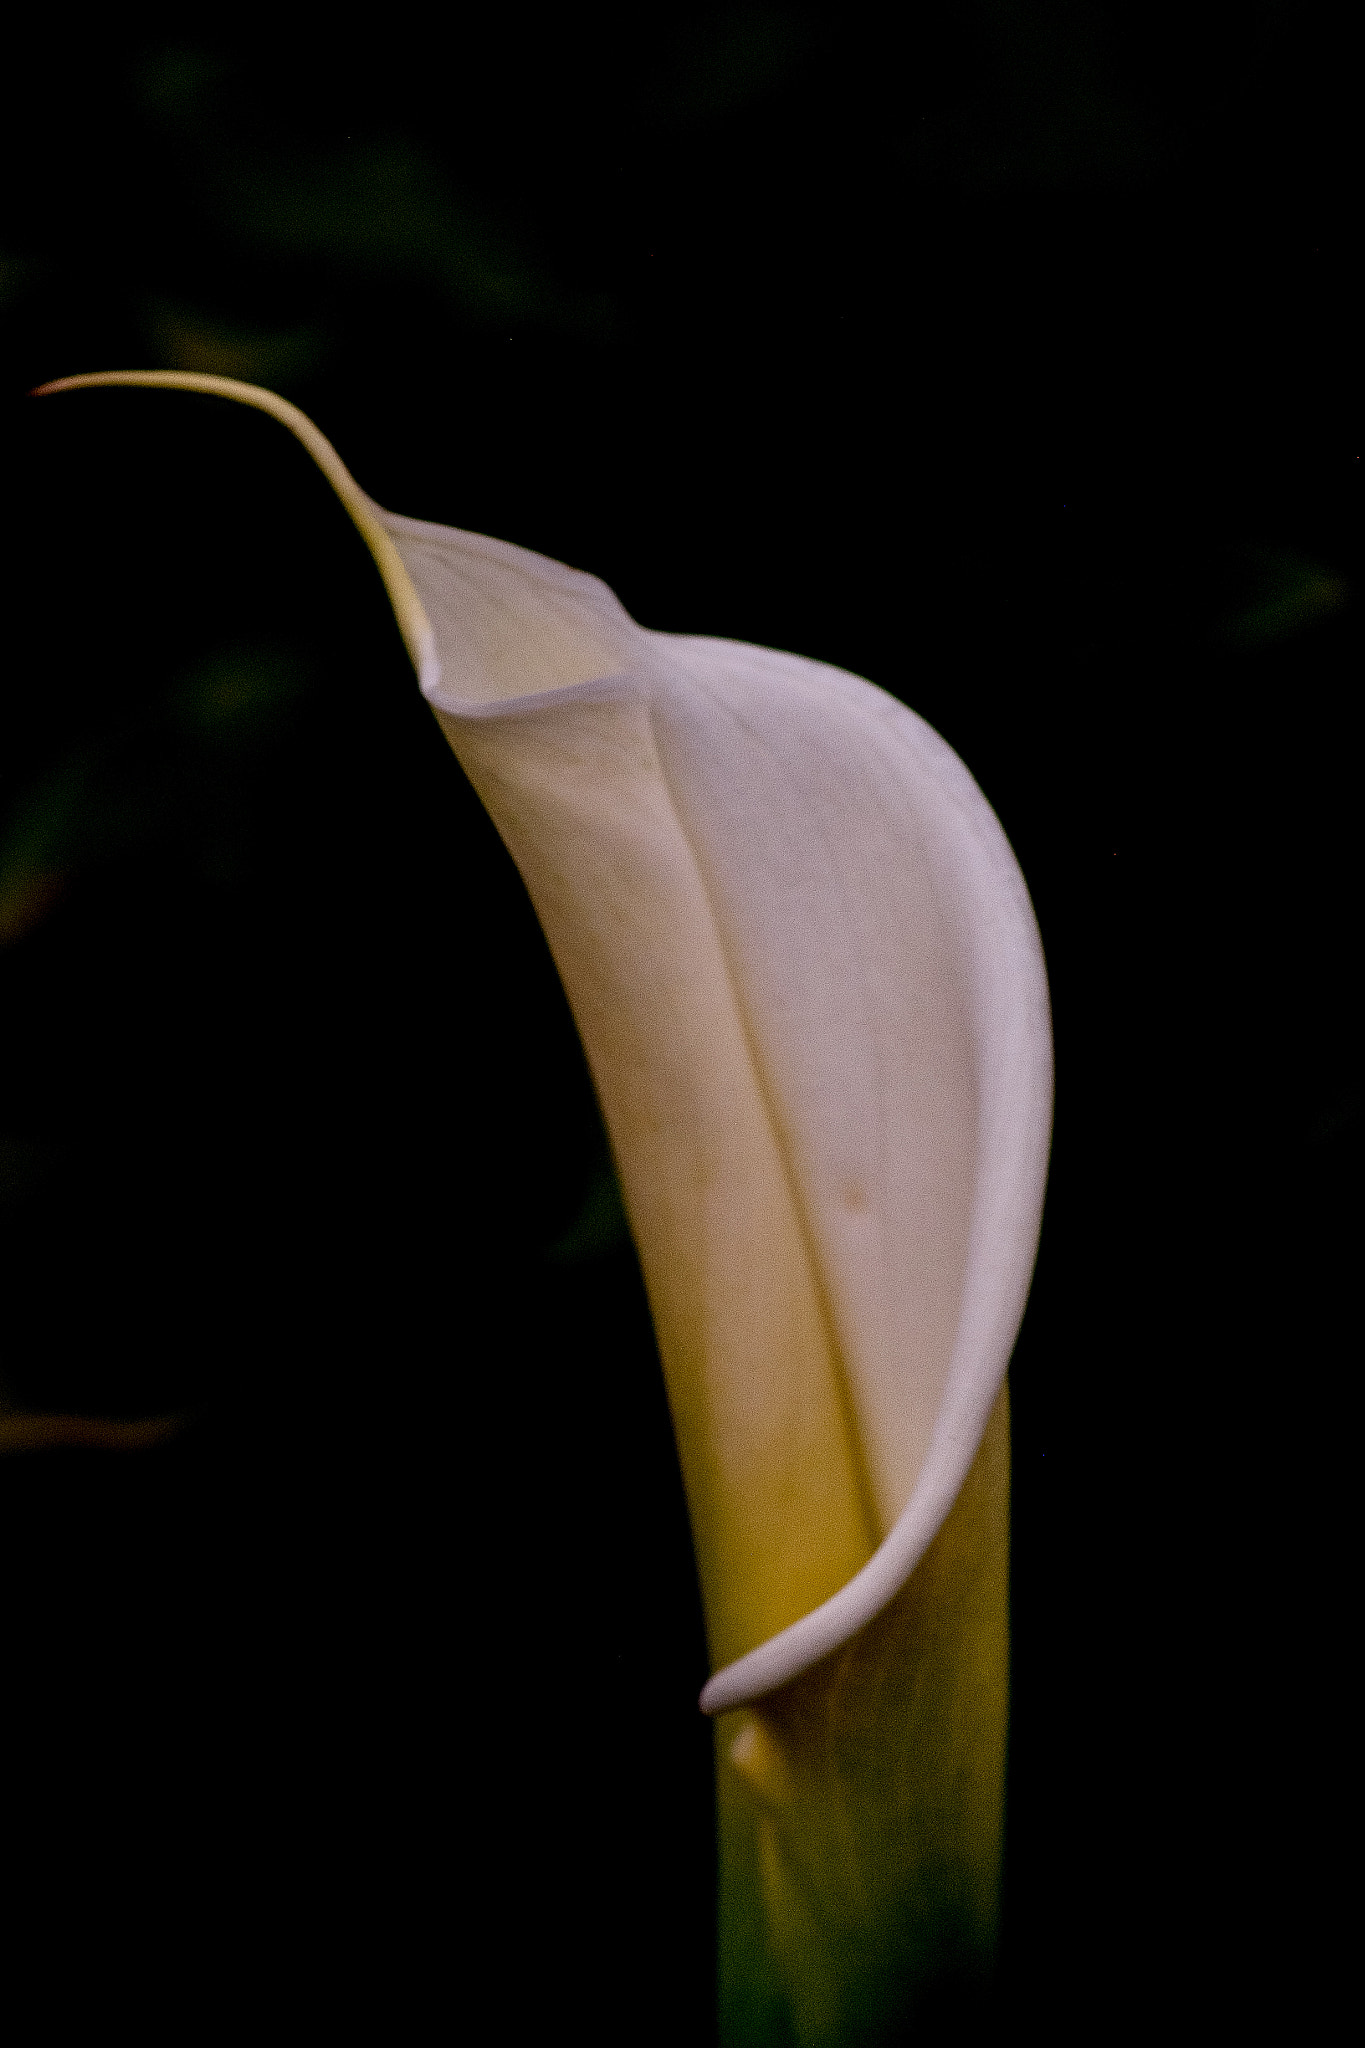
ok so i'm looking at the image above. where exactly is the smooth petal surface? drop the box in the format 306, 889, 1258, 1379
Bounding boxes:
385, 507, 1053, 1713
36, 371, 1052, 1721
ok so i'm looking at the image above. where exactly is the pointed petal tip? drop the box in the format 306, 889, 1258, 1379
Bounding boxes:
30, 371, 438, 694
32, 369, 291, 407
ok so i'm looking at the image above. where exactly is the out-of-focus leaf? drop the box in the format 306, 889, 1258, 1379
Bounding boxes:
0, 251, 40, 307
654, 7, 833, 126
0, 640, 315, 945
166, 643, 313, 745
144, 299, 327, 387
128, 46, 620, 341
903, 0, 1288, 190
547, 1157, 631, 1266
1213, 542, 1348, 648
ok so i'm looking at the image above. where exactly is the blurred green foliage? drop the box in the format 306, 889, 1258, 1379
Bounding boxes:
0, 6, 1323, 408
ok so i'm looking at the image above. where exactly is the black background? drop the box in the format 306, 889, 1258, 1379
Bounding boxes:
1, 8, 1358, 2041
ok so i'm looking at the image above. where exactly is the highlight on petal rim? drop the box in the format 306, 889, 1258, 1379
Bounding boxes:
32, 372, 1053, 1722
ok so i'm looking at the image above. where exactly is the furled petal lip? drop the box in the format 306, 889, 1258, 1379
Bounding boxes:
691, 710, 1051, 1713
33, 370, 1054, 1717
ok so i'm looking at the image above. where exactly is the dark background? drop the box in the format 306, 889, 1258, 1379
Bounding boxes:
1, 7, 1358, 2041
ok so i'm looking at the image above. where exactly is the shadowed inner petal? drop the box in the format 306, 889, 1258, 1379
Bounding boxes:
432, 682, 880, 1669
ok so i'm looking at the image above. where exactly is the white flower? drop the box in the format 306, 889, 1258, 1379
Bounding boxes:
38, 369, 1053, 2041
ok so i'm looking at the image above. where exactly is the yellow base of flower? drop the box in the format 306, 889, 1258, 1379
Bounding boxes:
714, 1385, 1010, 2046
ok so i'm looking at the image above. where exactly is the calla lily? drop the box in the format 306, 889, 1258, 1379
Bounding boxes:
36, 370, 1053, 2043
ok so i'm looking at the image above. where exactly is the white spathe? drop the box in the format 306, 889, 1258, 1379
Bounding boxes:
37, 372, 1053, 1717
